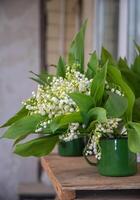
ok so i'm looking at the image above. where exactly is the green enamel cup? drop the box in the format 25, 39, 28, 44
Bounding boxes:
58, 138, 85, 156
85, 138, 137, 176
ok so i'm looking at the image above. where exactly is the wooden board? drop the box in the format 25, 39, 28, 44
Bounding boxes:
41, 154, 140, 200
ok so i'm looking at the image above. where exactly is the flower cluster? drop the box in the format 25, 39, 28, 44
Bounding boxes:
85, 118, 123, 160
105, 81, 124, 96
59, 123, 80, 142
35, 121, 48, 133
85, 131, 102, 160
23, 64, 92, 139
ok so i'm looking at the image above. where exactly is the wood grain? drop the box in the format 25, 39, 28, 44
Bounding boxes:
41, 157, 75, 200
41, 154, 140, 200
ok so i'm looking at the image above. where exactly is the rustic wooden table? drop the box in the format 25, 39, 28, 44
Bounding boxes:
41, 154, 140, 200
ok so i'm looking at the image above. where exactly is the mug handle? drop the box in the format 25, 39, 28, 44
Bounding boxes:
83, 152, 97, 166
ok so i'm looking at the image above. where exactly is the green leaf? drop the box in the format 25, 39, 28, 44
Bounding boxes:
41, 124, 66, 136
118, 55, 140, 98
50, 112, 83, 132
41, 125, 52, 134
49, 115, 62, 133
104, 92, 128, 118
133, 98, 140, 122
14, 135, 58, 157
120, 68, 140, 98
30, 71, 53, 85
1, 107, 29, 128
2, 114, 45, 139
13, 134, 28, 146
56, 56, 65, 77
58, 112, 83, 126
30, 77, 45, 85
118, 56, 140, 98
87, 107, 107, 123
69, 93, 95, 113
118, 57, 129, 70
90, 61, 108, 105
30, 71, 46, 85
86, 51, 99, 78
134, 41, 140, 55
127, 122, 140, 153
107, 65, 135, 121
101, 47, 117, 66
68, 20, 87, 73
132, 55, 140, 76
69, 92, 96, 125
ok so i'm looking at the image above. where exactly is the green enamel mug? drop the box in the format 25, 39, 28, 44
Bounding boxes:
58, 138, 85, 156
85, 138, 137, 176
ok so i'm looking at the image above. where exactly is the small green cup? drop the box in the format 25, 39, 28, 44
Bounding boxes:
58, 138, 85, 157
98, 138, 137, 176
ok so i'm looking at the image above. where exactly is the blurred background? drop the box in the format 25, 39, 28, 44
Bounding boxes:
0, 0, 140, 199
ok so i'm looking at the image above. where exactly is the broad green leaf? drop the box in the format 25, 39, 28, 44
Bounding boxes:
14, 135, 58, 157
49, 115, 62, 133
2, 114, 45, 139
127, 122, 140, 153
50, 112, 83, 132
1, 107, 28, 128
69, 92, 97, 125
90, 61, 108, 105
118, 55, 140, 98
118, 56, 140, 98
133, 97, 140, 122
68, 20, 87, 73
120, 68, 140, 98
69, 93, 95, 113
86, 51, 99, 78
56, 56, 65, 77
13, 134, 28, 146
58, 112, 83, 126
107, 65, 135, 121
132, 55, 140, 76
41, 124, 67, 136
104, 92, 128, 118
87, 107, 107, 123
101, 47, 117, 66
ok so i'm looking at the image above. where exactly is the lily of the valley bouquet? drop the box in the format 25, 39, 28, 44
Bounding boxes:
1, 21, 140, 162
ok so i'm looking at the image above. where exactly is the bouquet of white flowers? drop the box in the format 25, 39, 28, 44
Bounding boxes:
23, 64, 92, 142
1, 21, 140, 172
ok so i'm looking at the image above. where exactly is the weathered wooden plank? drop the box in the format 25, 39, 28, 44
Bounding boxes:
41, 154, 140, 200
41, 154, 140, 191
41, 157, 75, 200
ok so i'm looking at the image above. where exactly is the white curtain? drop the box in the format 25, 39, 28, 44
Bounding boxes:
127, 0, 140, 63
94, 0, 119, 58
